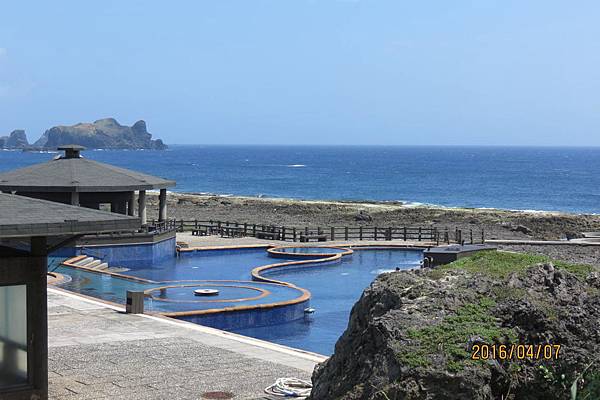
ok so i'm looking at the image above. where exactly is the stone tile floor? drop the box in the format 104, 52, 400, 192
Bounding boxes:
48, 289, 321, 400
177, 231, 432, 249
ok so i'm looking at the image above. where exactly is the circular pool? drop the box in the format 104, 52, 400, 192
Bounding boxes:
267, 246, 353, 259
145, 284, 270, 303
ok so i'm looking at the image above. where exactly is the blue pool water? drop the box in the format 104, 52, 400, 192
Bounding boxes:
54, 249, 305, 314
53, 247, 422, 355
4, 145, 600, 213
232, 249, 422, 354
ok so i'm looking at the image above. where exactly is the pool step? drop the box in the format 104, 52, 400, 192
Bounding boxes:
94, 263, 109, 271
63, 254, 119, 273
74, 257, 95, 267
84, 259, 102, 269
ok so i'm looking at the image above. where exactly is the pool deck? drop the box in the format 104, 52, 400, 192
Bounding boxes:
48, 287, 324, 400
177, 232, 434, 249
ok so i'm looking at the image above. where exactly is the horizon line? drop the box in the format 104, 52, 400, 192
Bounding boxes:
166, 143, 600, 148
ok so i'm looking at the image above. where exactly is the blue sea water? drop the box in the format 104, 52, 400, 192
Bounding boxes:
2, 145, 600, 213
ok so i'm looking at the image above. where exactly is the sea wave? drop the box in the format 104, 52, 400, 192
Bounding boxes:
286, 164, 306, 168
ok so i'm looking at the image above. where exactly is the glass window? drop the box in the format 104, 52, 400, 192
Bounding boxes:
0, 285, 28, 388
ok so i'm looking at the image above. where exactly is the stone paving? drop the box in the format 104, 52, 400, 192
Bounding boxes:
48, 288, 322, 400
177, 232, 432, 248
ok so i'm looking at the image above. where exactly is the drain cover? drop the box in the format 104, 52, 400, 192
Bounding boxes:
201, 391, 234, 399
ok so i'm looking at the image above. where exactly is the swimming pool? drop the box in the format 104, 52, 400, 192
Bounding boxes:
53, 246, 423, 355
234, 248, 422, 354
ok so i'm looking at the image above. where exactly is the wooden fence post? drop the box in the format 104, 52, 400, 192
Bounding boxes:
345, 226, 349, 241
374, 227, 378, 241
331, 227, 335, 241
481, 229, 485, 244
359, 226, 363, 241
470, 229, 473, 244
293, 227, 297, 242
387, 227, 392, 241
403, 227, 407, 241
418, 227, 422, 241
194, 219, 198, 229
282, 226, 286, 241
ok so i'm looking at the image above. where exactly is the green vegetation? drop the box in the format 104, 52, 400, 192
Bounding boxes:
428, 250, 596, 279
400, 251, 599, 379
398, 297, 516, 372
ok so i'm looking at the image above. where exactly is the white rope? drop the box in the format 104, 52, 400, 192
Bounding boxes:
264, 377, 313, 398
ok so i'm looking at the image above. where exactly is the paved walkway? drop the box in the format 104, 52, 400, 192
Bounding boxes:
48, 288, 324, 400
177, 232, 433, 248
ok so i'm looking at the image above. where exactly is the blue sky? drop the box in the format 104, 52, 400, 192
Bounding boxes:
1, 1, 599, 145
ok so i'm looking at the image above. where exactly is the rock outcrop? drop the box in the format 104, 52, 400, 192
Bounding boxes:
309, 253, 600, 399
0, 130, 29, 149
33, 118, 167, 150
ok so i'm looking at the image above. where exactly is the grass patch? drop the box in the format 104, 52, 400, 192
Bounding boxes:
429, 251, 596, 280
398, 297, 516, 372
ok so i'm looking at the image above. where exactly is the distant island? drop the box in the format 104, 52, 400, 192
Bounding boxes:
0, 118, 167, 150
0, 130, 28, 149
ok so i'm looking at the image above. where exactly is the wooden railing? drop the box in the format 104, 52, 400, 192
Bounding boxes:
148, 219, 179, 234
160, 219, 485, 244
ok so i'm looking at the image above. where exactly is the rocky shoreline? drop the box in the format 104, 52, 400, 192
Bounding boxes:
150, 192, 600, 238
147, 192, 600, 263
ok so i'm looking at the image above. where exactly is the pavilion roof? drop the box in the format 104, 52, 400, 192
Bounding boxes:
0, 193, 140, 238
0, 146, 175, 192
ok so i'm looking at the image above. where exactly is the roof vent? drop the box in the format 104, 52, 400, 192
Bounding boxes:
58, 144, 86, 159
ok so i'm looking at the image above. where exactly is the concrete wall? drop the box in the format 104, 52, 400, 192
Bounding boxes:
50, 236, 176, 268
176, 299, 310, 331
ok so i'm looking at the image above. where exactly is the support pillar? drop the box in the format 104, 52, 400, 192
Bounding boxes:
127, 192, 135, 216
138, 190, 147, 226
159, 189, 167, 222
70, 191, 79, 206
31, 236, 49, 400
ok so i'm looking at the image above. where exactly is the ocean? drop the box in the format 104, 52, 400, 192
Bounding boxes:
1, 145, 599, 214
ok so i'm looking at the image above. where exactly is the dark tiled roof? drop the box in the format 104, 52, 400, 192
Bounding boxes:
0, 193, 140, 238
0, 156, 175, 192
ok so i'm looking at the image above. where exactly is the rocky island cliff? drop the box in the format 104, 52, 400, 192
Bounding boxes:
33, 118, 167, 150
1, 118, 167, 150
0, 129, 29, 149
309, 251, 600, 399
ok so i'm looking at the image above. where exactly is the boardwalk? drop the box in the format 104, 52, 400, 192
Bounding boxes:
48, 288, 322, 400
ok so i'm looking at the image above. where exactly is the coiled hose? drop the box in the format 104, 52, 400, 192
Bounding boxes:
264, 377, 313, 398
